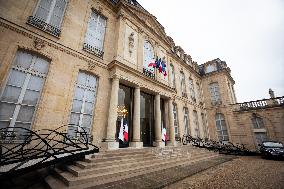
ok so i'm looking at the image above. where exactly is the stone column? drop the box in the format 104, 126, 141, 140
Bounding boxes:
154, 93, 164, 147
168, 99, 176, 146
103, 76, 119, 149
130, 87, 143, 148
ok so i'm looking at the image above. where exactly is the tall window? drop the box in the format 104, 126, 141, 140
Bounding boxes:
67, 72, 98, 139
201, 113, 208, 138
193, 110, 200, 137
252, 116, 264, 129
169, 64, 176, 88
196, 83, 202, 103
143, 41, 155, 73
215, 113, 229, 142
83, 10, 107, 57
0, 51, 50, 139
28, 0, 68, 36
180, 72, 186, 97
173, 103, 179, 138
183, 107, 190, 135
189, 78, 195, 100
209, 82, 221, 104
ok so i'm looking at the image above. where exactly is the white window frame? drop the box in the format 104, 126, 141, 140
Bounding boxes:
68, 72, 98, 139
252, 116, 264, 129
173, 103, 179, 138
143, 40, 155, 73
33, 0, 68, 28
193, 110, 200, 137
84, 10, 107, 51
183, 107, 189, 135
189, 78, 195, 99
215, 113, 229, 142
0, 51, 49, 136
209, 82, 221, 104
180, 72, 186, 96
170, 64, 175, 88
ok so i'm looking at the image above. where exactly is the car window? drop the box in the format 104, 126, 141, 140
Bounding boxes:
263, 142, 283, 148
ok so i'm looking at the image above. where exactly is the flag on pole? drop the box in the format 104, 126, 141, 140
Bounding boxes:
162, 127, 167, 142
118, 118, 124, 141
124, 122, 128, 142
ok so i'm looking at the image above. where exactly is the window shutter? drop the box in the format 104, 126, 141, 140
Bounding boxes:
50, 0, 67, 28
35, 0, 53, 21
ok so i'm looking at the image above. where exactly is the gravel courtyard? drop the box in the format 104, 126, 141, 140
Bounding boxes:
164, 156, 284, 189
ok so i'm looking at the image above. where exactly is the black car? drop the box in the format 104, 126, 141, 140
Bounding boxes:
259, 141, 284, 159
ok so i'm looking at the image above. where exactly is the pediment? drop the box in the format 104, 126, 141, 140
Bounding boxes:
122, 1, 170, 45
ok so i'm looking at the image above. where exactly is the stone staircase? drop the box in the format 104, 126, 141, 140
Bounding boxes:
45, 145, 222, 189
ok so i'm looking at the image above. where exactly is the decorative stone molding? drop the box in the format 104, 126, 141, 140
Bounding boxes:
88, 62, 96, 70
0, 19, 107, 70
34, 38, 46, 50
128, 32, 134, 54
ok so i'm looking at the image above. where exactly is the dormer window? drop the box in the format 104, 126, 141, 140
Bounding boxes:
176, 51, 180, 57
205, 64, 217, 73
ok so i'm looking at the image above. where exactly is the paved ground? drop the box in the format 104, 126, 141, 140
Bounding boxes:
164, 156, 284, 189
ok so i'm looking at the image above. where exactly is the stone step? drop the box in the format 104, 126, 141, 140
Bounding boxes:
49, 153, 219, 189
75, 155, 159, 169
67, 151, 207, 177
58, 152, 216, 187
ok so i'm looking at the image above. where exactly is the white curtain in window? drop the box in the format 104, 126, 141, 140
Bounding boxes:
183, 107, 189, 135
173, 103, 178, 137
85, 11, 106, 50
170, 64, 175, 88
193, 111, 199, 137
189, 79, 195, 98
180, 72, 186, 94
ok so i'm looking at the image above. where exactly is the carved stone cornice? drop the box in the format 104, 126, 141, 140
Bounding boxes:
0, 17, 107, 70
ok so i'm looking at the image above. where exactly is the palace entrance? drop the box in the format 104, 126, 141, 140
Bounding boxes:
140, 92, 155, 147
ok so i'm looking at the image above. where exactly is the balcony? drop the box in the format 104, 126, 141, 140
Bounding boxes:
27, 16, 61, 37
83, 43, 104, 58
143, 68, 155, 79
234, 96, 284, 111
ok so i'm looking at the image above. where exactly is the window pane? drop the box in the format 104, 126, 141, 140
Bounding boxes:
0, 121, 9, 129
17, 105, 35, 122
67, 126, 77, 138
82, 115, 92, 128
1, 86, 21, 103
35, 0, 53, 21
72, 99, 83, 112
0, 103, 16, 120
7, 70, 26, 87
69, 113, 80, 126
27, 76, 44, 91
84, 102, 93, 115
50, 0, 67, 27
13, 123, 31, 140
85, 90, 95, 102
22, 90, 40, 106
14, 51, 33, 69
87, 75, 97, 88
77, 72, 87, 85
33, 58, 49, 74
74, 87, 84, 100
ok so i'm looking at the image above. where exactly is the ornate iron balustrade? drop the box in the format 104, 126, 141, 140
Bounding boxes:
143, 68, 155, 79
83, 43, 104, 58
182, 134, 256, 155
235, 96, 284, 111
0, 126, 99, 178
27, 16, 61, 37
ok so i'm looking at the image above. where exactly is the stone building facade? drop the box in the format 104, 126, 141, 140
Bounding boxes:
0, 0, 283, 151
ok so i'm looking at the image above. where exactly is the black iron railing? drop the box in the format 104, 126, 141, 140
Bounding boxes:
143, 68, 155, 79
83, 43, 104, 58
27, 16, 61, 37
0, 126, 99, 178
182, 134, 256, 155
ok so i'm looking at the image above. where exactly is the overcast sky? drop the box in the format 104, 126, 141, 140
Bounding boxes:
138, 0, 284, 102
